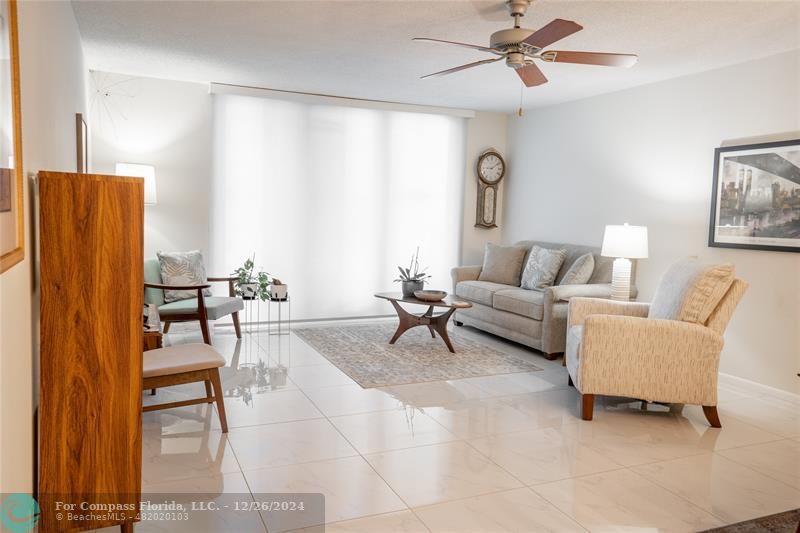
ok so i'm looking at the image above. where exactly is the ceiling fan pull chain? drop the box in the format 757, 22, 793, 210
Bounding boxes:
518, 82, 524, 117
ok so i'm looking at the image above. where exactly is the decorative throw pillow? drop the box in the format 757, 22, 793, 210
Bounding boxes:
157, 250, 213, 303
559, 253, 595, 286
477, 243, 528, 286
648, 258, 735, 323
520, 246, 567, 290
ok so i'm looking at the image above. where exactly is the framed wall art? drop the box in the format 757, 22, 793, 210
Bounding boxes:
709, 139, 800, 253
0, 0, 24, 273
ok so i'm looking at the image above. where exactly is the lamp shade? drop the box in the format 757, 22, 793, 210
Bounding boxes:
601, 224, 648, 259
116, 163, 156, 205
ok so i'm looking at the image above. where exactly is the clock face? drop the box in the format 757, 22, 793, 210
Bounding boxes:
478, 152, 505, 184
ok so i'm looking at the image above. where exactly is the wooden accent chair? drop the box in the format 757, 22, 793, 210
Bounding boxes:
144, 258, 244, 344
142, 343, 229, 432
565, 259, 747, 428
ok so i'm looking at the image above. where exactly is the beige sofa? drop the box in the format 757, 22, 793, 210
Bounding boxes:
451, 241, 637, 358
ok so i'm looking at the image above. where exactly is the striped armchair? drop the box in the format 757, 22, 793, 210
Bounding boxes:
565, 258, 748, 427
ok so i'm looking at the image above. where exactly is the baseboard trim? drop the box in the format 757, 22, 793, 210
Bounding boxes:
718, 372, 800, 402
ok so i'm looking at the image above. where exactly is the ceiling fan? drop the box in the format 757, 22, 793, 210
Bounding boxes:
414, 0, 637, 87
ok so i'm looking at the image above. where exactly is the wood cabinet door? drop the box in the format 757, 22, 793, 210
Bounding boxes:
38, 171, 143, 532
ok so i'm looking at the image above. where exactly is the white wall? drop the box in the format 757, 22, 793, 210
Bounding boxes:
461, 112, 508, 265
90, 73, 212, 259
505, 50, 800, 394
0, 0, 87, 493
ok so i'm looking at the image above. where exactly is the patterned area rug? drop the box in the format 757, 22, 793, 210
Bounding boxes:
700, 509, 800, 532
293, 322, 542, 388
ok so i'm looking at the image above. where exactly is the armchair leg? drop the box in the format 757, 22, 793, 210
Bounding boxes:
702, 405, 721, 428
232, 312, 242, 339
199, 319, 211, 345
163, 321, 171, 334
581, 394, 594, 421
567, 375, 574, 387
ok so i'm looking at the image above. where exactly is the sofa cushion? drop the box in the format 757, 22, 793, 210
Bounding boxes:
478, 243, 528, 286
649, 258, 735, 324
559, 253, 595, 286
493, 288, 545, 320
521, 246, 567, 290
455, 280, 510, 306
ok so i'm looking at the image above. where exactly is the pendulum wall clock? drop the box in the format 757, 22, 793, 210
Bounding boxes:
475, 149, 505, 228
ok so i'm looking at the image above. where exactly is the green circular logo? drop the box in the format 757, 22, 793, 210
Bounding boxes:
1, 494, 40, 533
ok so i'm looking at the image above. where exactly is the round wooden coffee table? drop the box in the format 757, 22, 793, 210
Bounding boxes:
374, 292, 472, 353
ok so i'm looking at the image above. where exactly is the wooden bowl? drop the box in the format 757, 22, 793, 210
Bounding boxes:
414, 290, 447, 302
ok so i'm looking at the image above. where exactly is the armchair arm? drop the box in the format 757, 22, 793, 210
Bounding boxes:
568, 297, 650, 327
207, 275, 238, 297
578, 315, 724, 404
450, 265, 482, 293
143, 282, 211, 291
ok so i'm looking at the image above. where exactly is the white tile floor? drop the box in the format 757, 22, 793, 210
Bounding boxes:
104, 320, 800, 532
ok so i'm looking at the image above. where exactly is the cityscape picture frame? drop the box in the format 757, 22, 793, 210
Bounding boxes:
708, 139, 800, 253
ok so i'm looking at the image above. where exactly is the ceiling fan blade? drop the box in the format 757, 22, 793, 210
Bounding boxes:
522, 19, 583, 49
413, 37, 503, 55
515, 62, 548, 87
543, 50, 638, 67
421, 57, 504, 79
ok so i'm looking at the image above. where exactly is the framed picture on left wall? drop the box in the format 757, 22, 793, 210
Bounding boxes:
0, 0, 24, 274
76, 112, 89, 173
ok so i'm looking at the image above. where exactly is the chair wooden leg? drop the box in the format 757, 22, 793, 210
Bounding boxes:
567, 375, 574, 387
232, 312, 242, 339
204, 380, 213, 403
199, 319, 211, 345
581, 394, 594, 421
150, 388, 156, 396
163, 321, 171, 334
702, 405, 721, 428
209, 368, 228, 433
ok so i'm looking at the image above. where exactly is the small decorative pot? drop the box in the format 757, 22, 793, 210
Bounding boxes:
270, 284, 288, 301
239, 282, 259, 300
401, 280, 424, 298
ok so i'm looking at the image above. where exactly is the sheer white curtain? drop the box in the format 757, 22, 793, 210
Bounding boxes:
210, 94, 466, 320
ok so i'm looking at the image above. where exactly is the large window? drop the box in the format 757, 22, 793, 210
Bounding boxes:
210, 94, 466, 320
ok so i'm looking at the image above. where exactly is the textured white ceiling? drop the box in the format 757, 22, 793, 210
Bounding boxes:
71, 0, 800, 113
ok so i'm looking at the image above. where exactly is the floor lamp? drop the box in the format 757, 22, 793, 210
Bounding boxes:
601, 224, 648, 301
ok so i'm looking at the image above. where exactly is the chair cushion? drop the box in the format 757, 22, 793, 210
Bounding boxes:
143, 343, 225, 378
158, 296, 244, 320
493, 288, 545, 320
455, 280, 510, 306
649, 258, 735, 324
521, 246, 567, 290
559, 253, 595, 286
157, 250, 213, 303
477, 243, 528, 286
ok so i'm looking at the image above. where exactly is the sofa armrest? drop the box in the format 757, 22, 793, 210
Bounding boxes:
568, 297, 650, 327
578, 315, 724, 404
450, 265, 482, 293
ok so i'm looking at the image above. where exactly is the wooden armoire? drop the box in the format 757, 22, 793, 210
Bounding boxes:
38, 171, 143, 532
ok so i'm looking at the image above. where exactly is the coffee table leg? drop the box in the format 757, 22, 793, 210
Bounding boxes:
425, 306, 436, 338
388, 300, 413, 345
431, 308, 457, 353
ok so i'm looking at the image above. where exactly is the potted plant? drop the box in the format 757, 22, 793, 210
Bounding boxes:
394, 247, 431, 297
269, 277, 288, 301
234, 256, 272, 301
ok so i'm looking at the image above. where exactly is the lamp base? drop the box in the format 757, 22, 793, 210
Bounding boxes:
610, 257, 632, 301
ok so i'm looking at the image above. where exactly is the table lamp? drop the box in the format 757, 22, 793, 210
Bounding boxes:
116, 163, 157, 205
601, 223, 648, 301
